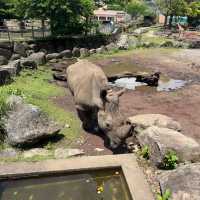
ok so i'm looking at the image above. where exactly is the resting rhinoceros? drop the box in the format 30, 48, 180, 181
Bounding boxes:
66, 59, 133, 149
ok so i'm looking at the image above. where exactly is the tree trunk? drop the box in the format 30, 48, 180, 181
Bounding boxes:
169, 14, 173, 29
164, 14, 168, 27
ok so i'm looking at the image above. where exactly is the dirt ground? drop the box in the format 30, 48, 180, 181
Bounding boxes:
53, 48, 200, 155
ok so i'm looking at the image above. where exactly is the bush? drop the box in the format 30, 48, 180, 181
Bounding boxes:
140, 145, 150, 159
157, 189, 172, 200
162, 150, 179, 169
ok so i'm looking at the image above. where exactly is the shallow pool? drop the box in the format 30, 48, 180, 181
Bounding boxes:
109, 77, 187, 92
0, 168, 132, 200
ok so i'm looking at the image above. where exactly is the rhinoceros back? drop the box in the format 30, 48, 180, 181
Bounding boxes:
66, 59, 108, 109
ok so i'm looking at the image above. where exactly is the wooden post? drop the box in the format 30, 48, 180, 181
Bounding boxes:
7, 30, 11, 42
31, 26, 34, 39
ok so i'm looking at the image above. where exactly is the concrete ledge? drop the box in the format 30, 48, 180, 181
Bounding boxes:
0, 154, 154, 200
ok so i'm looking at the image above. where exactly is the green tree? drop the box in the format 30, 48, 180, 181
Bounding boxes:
12, 0, 95, 36
0, 0, 15, 19
156, 0, 188, 28
127, 0, 149, 19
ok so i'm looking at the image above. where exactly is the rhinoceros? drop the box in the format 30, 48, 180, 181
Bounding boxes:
66, 59, 133, 149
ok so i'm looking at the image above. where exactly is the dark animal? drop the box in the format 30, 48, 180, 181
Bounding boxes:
136, 72, 161, 86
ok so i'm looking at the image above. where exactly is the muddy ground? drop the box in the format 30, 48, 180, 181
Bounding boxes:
53, 48, 200, 155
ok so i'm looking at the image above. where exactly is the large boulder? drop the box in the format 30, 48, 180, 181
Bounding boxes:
80, 48, 90, 58
0, 48, 12, 59
14, 42, 27, 57
138, 126, 200, 167
10, 54, 21, 61
4, 96, 61, 147
28, 52, 46, 65
21, 58, 37, 69
60, 49, 72, 58
0, 55, 8, 65
117, 34, 129, 50
158, 163, 200, 200
46, 53, 61, 61
160, 41, 174, 48
0, 69, 12, 85
0, 60, 21, 76
72, 47, 80, 57
128, 114, 181, 133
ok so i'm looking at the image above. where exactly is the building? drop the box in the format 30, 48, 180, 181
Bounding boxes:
94, 8, 130, 23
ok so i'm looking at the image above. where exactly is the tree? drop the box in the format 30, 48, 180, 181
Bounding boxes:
156, 0, 188, 28
12, 0, 95, 36
127, 0, 149, 19
0, 0, 15, 20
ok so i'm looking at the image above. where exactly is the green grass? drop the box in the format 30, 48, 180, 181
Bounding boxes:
0, 66, 81, 150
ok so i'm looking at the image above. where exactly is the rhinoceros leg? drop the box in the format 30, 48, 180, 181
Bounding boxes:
77, 107, 99, 132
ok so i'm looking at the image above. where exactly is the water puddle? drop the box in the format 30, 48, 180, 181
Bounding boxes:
109, 77, 187, 92
0, 168, 131, 200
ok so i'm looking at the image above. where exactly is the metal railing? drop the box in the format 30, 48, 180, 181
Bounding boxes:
0, 26, 51, 41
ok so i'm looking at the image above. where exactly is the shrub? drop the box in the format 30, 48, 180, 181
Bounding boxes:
157, 189, 172, 200
140, 145, 150, 159
162, 150, 179, 169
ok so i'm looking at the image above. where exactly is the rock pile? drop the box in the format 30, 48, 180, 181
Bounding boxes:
128, 113, 200, 200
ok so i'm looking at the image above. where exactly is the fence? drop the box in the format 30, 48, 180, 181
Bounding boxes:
0, 23, 116, 41
0, 26, 51, 41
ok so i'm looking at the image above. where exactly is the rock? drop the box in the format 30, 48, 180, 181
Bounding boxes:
128, 114, 181, 133
160, 41, 174, 48
117, 34, 129, 50
49, 59, 59, 64
133, 27, 149, 35
0, 148, 18, 159
14, 42, 27, 57
72, 47, 80, 57
26, 50, 34, 56
89, 49, 96, 54
158, 163, 200, 200
80, 48, 90, 57
188, 40, 200, 49
46, 53, 61, 61
10, 54, 21, 61
96, 46, 107, 54
0, 55, 8, 65
60, 49, 72, 58
53, 73, 67, 81
0, 69, 12, 85
5, 96, 61, 147
21, 58, 37, 69
29, 44, 37, 51
23, 148, 51, 159
106, 42, 118, 51
28, 52, 46, 65
0, 41, 13, 50
0, 48, 12, 59
54, 148, 84, 159
138, 126, 200, 167
0, 60, 21, 76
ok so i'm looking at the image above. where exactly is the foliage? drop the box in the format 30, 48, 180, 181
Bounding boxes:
140, 145, 150, 159
0, 0, 15, 19
187, 1, 200, 17
157, 189, 172, 200
127, 0, 150, 18
156, 0, 188, 27
10, 0, 95, 35
162, 150, 179, 169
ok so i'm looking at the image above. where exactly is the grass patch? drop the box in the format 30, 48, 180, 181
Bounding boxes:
0, 66, 81, 149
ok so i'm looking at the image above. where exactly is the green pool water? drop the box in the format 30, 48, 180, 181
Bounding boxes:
0, 168, 132, 200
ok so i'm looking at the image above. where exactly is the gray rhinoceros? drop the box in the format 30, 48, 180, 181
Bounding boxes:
66, 59, 133, 149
